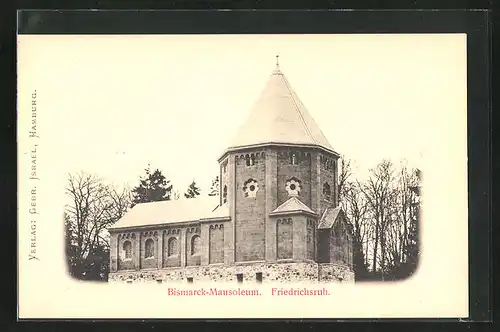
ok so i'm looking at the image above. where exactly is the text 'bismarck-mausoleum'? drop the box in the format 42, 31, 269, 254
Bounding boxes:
108, 60, 355, 284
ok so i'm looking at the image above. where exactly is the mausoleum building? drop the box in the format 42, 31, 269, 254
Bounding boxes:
108, 61, 354, 284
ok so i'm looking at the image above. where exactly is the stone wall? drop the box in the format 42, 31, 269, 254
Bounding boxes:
277, 218, 293, 259
185, 227, 202, 267
220, 157, 229, 206
163, 232, 181, 268
234, 151, 267, 262
209, 224, 224, 264
117, 232, 138, 271
306, 218, 315, 260
318, 263, 354, 283
140, 232, 159, 269
276, 149, 312, 208
109, 261, 353, 284
319, 153, 337, 218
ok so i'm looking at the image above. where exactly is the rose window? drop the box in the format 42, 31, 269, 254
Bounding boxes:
243, 179, 259, 198
285, 178, 301, 196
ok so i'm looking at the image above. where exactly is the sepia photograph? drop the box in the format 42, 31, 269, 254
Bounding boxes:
63, 48, 422, 285
18, 33, 468, 318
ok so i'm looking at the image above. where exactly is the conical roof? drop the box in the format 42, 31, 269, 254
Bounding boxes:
223, 62, 335, 156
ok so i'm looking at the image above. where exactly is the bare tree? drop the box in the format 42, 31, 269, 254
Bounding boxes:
172, 189, 181, 200
338, 156, 421, 281
65, 172, 130, 280
359, 160, 396, 278
342, 180, 370, 278
338, 156, 352, 211
208, 176, 220, 196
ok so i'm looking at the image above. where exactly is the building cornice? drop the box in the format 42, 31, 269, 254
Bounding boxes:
217, 142, 340, 163
108, 216, 231, 233
269, 210, 318, 218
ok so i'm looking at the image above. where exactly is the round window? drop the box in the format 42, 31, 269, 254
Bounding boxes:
243, 179, 259, 198
285, 178, 301, 196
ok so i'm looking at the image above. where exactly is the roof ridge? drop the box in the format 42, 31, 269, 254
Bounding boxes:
272, 196, 315, 214
281, 74, 317, 145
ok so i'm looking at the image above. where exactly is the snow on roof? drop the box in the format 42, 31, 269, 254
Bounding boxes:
270, 196, 316, 215
109, 195, 229, 231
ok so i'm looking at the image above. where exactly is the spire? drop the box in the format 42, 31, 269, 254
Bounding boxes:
273, 54, 282, 75
222, 61, 335, 157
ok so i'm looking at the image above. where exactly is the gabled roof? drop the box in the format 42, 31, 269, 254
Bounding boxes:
270, 196, 316, 216
108, 196, 229, 231
317, 206, 343, 229
223, 64, 335, 156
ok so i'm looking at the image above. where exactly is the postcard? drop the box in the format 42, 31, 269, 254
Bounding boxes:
17, 33, 468, 319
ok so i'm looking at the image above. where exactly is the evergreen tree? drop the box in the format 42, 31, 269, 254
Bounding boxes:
208, 176, 220, 196
184, 180, 201, 199
131, 165, 173, 207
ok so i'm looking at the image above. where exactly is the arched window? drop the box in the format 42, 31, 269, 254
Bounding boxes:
145, 238, 154, 258
223, 185, 227, 204
245, 154, 250, 166
123, 241, 132, 259
291, 152, 298, 165
250, 154, 256, 166
323, 182, 331, 200
191, 235, 201, 255
167, 237, 178, 256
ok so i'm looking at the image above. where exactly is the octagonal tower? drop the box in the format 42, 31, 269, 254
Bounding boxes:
217, 61, 341, 264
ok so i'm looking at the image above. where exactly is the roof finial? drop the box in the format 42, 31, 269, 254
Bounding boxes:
276, 54, 280, 68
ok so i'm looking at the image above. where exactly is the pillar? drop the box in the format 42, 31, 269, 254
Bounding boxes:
265, 149, 278, 261
109, 232, 118, 272
134, 231, 141, 271
311, 152, 321, 214
292, 216, 307, 260
201, 224, 209, 266
180, 228, 186, 267
157, 231, 163, 269
225, 154, 236, 264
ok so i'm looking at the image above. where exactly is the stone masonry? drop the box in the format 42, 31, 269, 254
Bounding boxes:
107, 61, 355, 284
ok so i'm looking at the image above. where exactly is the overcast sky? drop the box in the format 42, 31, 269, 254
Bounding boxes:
25, 34, 466, 194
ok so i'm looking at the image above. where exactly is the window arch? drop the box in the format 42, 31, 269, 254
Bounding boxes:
323, 182, 331, 200
145, 238, 154, 258
167, 237, 178, 256
123, 241, 132, 259
223, 185, 227, 204
191, 235, 201, 255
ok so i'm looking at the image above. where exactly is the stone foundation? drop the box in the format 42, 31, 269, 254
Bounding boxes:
318, 263, 355, 283
108, 261, 354, 284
